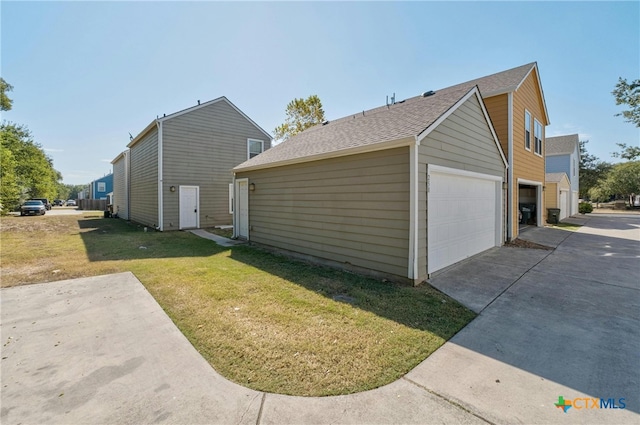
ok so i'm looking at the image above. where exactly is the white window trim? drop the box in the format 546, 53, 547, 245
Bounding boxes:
524, 110, 531, 152
97, 182, 106, 192
247, 138, 264, 159
534, 119, 543, 157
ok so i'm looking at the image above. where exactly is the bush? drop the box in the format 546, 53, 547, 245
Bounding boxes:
579, 202, 593, 214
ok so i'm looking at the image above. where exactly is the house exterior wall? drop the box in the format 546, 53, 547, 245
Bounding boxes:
510, 70, 547, 237
161, 100, 271, 230
544, 183, 558, 209
129, 127, 159, 227
418, 94, 506, 280
112, 151, 130, 220
235, 147, 411, 279
483, 94, 509, 154
90, 174, 113, 200
547, 149, 579, 214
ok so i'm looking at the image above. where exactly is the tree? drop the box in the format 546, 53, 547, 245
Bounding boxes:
604, 161, 640, 204
0, 122, 61, 211
612, 78, 640, 127
611, 142, 640, 161
0, 77, 13, 111
579, 140, 612, 199
274, 95, 326, 142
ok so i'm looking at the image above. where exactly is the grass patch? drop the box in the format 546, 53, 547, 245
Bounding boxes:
0, 215, 475, 396
549, 222, 582, 232
204, 226, 233, 239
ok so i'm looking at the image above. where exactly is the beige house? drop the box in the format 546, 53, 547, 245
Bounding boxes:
118, 97, 271, 231
233, 85, 507, 284
545, 172, 571, 221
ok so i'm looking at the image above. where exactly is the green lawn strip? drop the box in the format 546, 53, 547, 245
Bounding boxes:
0, 215, 475, 396
550, 222, 583, 231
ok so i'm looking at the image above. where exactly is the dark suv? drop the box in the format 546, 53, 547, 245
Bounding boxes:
29, 198, 52, 210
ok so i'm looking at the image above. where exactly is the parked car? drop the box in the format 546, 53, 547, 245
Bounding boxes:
67, 199, 77, 207
53, 199, 64, 206
21, 200, 46, 216
29, 198, 51, 210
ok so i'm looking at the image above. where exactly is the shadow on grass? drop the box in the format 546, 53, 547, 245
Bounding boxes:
78, 217, 227, 261
78, 217, 473, 339
227, 245, 475, 339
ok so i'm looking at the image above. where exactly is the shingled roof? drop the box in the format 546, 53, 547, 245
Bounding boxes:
234, 84, 480, 171
545, 172, 569, 183
446, 62, 537, 97
546, 134, 579, 156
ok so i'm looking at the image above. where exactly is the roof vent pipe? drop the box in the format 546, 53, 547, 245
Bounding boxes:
422, 91, 435, 97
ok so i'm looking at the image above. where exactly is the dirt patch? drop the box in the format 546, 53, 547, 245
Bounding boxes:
506, 239, 553, 250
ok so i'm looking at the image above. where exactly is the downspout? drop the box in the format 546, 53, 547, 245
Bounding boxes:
408, 138, 419, 283
507, 93, 514, 241
157, 120, 163, 231
231, 173, 237, 239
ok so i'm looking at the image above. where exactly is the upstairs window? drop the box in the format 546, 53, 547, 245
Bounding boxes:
524, 110, 531, 151
534, 120, 543, 155
248, 139, 264, 159
97, 182, 106, 192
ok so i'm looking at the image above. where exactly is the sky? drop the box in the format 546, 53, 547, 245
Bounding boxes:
2, 1, 638, 185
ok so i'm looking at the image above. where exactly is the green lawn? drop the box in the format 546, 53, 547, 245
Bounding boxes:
0, 214, 475, 396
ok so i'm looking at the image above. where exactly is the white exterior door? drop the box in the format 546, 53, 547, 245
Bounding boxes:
559, 190, 569, 220
236, 179, 249, 239
428, 165, 502, 274
179, 186, 199, 229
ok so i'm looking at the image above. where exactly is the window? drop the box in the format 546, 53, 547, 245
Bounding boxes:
524, 110, 531, 151
573, 158, 576, 177
97, 182, 106, 192
248, 139, 264, 159
534, 120, 543, 155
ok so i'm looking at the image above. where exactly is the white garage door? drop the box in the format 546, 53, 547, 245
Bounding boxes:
428, 165, 501, 274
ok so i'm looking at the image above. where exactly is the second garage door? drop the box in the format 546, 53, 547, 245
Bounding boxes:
427, 165, 502, 274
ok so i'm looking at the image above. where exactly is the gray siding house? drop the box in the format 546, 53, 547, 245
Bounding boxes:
545, 134, 580, 215
233, 86, 507, 284
111, 149, 130, 220
126, 96, 271, 231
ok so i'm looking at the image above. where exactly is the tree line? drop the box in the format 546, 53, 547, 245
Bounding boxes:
580, 77, 640, 205
0, 78, 82, 213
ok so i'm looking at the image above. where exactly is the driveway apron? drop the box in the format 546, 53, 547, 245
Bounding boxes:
409, 215, 640, 424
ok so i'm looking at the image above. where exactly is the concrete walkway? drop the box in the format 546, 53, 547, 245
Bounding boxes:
2, 215, 638, 424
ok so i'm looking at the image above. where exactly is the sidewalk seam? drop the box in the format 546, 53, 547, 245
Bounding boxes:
255, 393, 266, 425
402, 377, 495, 424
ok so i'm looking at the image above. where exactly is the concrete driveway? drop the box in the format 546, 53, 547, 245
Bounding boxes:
421, 214, 639, 423
2, 215, 638, 424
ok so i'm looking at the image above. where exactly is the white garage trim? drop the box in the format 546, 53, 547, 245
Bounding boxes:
427, 164, 503, 275
408, 143, 419, 280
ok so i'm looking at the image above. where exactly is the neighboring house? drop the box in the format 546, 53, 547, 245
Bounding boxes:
545, 173, 571, 220
125, 96, 271, 231
546, 134, 579, 215
88, 173, 113, 200
111, 149, 130, 219
233, 85, 507, 284
447, 62, 550, 239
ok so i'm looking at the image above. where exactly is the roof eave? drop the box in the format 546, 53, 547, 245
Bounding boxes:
127, 120, 158, 148
234, 137, 415, 173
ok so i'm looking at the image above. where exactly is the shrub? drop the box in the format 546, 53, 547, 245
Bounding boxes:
579, 202, 593, 214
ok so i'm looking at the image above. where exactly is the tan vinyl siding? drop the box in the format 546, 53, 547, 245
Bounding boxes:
511, 70, 547, 237
112, 151, 129, 220
417, 95, 506, 280
544, 183, 558, 209
162, 101, 271, 230
483, 94, 509, 154
236, 148, 410, 278
129, 128, 158, 227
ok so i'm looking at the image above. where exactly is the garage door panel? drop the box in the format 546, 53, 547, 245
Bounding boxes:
428, 168, 500, 274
